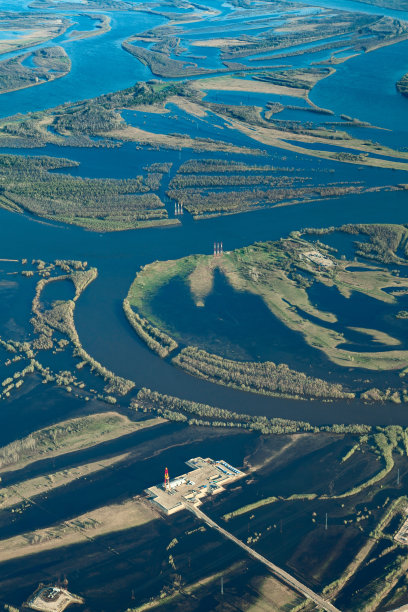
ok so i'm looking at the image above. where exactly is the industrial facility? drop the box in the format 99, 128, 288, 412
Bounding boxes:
24, 585, 84, 611
146, 457, 245, 515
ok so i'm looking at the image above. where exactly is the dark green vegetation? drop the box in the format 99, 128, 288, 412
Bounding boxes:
0, 47, 71, 94
397, 72, 408, 97
167, 166, 366, 218
330, 152, 369, 162
0, 258, 134, 406
168, 157, 371, 219
177, 159, 286, 174
125, 224, 408, 401
0, 412, 139, 471
304, 223, 408, 265
123, 299, 178, 358
220, 12, 408, 61
0, 153, 175, 231
252, 67, 331, 90
134, 388, 368, 433
173, 347, 354, 400
51, 81, 187, 137
122, 42, 211, 78
0, 81, 188, 147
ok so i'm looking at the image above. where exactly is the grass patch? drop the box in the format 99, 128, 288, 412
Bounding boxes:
0, 413, 164, 473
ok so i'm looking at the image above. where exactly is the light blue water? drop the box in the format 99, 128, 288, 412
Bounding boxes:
0, 29, 33, 40
311, 38, 408, 138
0, 0, 29, 9
291, 0, 408, 20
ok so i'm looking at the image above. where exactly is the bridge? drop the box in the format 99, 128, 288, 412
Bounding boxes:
185, 502, 340, 612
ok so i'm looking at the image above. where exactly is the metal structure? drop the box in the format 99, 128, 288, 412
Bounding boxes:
164, 467, 170, 491
213, 242, 224, 257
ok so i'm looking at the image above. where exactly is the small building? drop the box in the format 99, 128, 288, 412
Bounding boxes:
168, 477, 187, 489
24, 585, 84, 612
303, 250, 334, 268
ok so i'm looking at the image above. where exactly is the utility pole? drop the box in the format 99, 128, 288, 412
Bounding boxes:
325, 513, 328, 531
221, 576, 224, 595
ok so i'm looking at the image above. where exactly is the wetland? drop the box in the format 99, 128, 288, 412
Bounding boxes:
0, 0, 408, 609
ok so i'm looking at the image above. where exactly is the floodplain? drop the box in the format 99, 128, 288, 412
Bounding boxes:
0, 0, 407, 609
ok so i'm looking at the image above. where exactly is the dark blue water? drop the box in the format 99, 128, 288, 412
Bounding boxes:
303, 282, 408, 352
150, 269, 331, 364
0, 186, 407, 426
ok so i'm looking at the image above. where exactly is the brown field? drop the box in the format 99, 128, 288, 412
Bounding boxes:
192, 76, 309, 99
190, 38, 254, 47
105, 124, 262, 155
0, 497, 158, 563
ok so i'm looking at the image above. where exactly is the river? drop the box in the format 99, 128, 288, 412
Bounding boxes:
0, 0, 407, 431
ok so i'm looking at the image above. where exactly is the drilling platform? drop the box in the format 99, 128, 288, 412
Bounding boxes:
146, 457, 244, 515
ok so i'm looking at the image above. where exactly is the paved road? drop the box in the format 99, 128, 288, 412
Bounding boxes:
186, 502, 340, 612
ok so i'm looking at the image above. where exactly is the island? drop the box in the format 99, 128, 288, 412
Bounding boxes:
125, 223, 408, 402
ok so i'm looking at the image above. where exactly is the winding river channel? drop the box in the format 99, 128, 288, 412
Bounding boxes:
1, 0, 408, 430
